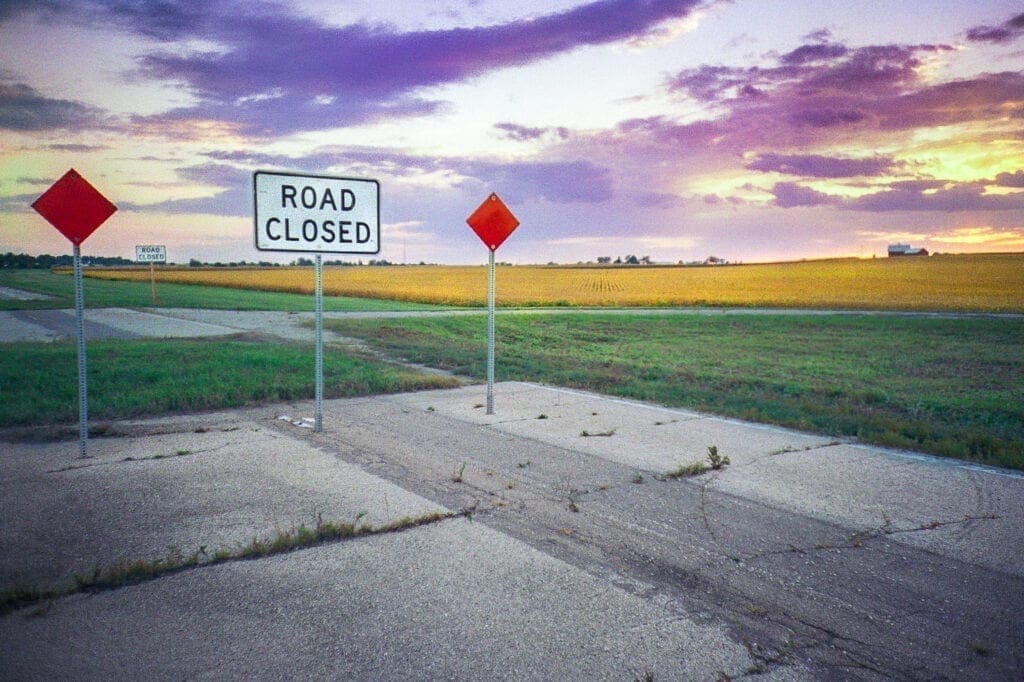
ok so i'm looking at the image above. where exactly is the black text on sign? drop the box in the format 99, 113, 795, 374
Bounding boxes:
254, 171, 380, 254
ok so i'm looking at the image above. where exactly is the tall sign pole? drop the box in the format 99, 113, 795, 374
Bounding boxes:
466, 193, 520, 415
315, 254, 324, 431
73, 243, 88, 456
487, 248, 496, 413
254, 171, 380, 432
32, 169, 118, 458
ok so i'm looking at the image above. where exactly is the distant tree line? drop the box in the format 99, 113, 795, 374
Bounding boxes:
595, 255, 653, 265
1, 252, 135, 269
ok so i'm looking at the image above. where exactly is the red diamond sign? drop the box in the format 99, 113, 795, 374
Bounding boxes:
32, 169, 117, 245
466, 193, 519, 251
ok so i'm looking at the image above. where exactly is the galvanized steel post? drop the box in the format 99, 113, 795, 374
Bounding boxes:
73, 244, 88, 458
487, 249, 496, 415
315, 254, 324, 432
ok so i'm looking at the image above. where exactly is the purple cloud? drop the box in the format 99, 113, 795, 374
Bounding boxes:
966, 12, 1024, 43
494, 122, 571, 142
0, 82, 105, 131
748, 153, 894, 178
770, 182, 835, 208
995, 170, 1024, 188
780, 42, 848, 65
848, 183, 1024, 212
128, 0, 704, 135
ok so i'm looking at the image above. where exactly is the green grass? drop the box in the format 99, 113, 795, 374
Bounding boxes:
0, 337, 458, 427
324, 313, 1024, 470
0, 269, 443, 312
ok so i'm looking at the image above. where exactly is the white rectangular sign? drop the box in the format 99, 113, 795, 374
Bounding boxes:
254, 171, 380, 254
135, 244, 166, 263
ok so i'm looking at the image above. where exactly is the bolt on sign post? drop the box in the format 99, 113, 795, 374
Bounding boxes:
31, 169, 118, 458
466, 193, 520, 415
135, 245, 167, 304
254, 171, 380, 432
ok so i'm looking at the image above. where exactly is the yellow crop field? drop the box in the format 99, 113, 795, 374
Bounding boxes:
84, 253, 1024, 312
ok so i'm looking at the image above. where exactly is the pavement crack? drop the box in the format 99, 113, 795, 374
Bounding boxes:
45, 443, 231, 473
1, 505, 470, 618
744, 513, 1001, 561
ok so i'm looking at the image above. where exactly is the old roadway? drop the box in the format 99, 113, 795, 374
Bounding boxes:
1, 305, 1022, 679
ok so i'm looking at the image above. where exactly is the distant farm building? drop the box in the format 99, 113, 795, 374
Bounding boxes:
888, 243, 929, 257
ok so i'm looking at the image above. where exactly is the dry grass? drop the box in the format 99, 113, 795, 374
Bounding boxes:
83, 253, 1024, 312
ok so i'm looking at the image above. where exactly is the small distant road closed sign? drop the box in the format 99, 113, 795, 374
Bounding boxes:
254, 171, 380, 254
135, 245, 166, 263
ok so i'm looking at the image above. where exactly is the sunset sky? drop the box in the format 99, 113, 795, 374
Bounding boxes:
2, 0, 1023, 264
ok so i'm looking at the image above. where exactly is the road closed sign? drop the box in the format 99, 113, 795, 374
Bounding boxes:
254, 171, 380, 254
135, 245, 166, 263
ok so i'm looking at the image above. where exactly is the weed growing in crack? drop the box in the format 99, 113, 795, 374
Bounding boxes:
664, 461, 709, 479
451, 462, 466, 483
1, 585, 61, 615
970, 640, 992, 656
580, 428, 616, 437
633, 472, 644, 484
707, 445, 730, 470
537, 413, 548, 419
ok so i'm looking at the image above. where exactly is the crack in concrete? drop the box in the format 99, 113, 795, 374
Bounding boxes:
45, 443, 232, 474
743, 513, 1001, 561
2, 506, 471, 618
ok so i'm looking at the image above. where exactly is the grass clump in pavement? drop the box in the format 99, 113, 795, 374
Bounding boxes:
663, 447, 730, 479
3, 509, 456, 616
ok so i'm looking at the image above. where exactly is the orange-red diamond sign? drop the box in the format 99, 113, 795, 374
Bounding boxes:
466, 193, 519, 251
32, 169, 117, 245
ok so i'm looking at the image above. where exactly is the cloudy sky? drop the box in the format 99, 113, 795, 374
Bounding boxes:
2, 0, 1023, 264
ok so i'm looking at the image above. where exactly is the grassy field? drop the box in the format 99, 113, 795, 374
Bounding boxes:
0, 337, 458, 427
0, 270, 443, 312
80, 253, 1024, 312
325, 313, 1024, 470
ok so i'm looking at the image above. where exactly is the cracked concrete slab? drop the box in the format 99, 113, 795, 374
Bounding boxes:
2, 383, 1021, 678
0, 520, 772, 681
0, 419, 446, 591
391, 381, 834, 471
716, 443, 1024, 576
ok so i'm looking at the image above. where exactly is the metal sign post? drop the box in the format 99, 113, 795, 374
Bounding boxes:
73, 244, 88, 458
31, 169, 117, 459
253, 171, 380, 432
466, 193, 520, 415
315, 254, 324, 432
487, 249, 496, 414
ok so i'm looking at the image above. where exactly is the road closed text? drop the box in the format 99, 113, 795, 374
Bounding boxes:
254, 172, 380, 254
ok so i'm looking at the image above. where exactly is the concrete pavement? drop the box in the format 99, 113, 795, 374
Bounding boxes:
2, 382, 1022, 679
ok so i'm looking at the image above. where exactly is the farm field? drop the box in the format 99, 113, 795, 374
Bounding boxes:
80, 253, 1024, 312
326, 313, 1024, 470
0, 270, 442, 312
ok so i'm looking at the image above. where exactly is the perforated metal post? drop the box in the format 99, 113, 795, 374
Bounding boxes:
486, 248, 496, 415
73, 244, 88, 458
315, 254, 324, 432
